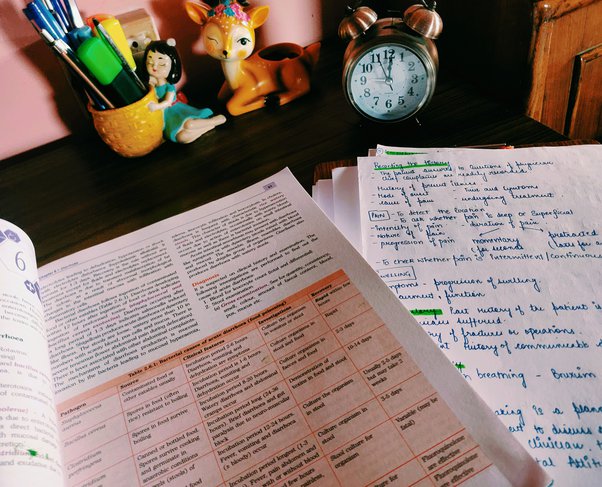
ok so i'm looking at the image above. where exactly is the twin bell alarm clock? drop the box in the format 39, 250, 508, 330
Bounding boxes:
338, 1, 443, 123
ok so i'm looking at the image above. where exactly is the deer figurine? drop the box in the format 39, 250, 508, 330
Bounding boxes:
185, 0, 320, 116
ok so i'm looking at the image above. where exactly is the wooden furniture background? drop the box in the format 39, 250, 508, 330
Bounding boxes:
0, 41, 568, 267
436, 0, 602, 140
566, 42, 602, 138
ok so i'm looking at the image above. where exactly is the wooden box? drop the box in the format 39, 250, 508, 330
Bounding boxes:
437, 0, 602, 139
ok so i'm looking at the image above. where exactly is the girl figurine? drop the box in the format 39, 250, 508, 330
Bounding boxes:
143, 39, 226, 144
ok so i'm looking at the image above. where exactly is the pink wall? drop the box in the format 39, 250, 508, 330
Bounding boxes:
0, 0, 346, 160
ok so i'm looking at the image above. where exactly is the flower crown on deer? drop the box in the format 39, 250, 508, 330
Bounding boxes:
207, 0, 250, 23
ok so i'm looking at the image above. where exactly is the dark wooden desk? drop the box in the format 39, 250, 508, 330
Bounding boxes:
0, 40, 566, 267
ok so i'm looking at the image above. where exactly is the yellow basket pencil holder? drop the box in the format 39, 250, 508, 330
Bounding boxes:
88, 90, 164, 158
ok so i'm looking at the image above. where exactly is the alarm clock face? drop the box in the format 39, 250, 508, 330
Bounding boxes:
346, 42, 434, 122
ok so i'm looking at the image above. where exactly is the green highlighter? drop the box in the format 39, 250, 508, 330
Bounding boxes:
76, 37, 146, 107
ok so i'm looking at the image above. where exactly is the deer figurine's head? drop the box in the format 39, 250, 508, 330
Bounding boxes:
185, 0, 269, 62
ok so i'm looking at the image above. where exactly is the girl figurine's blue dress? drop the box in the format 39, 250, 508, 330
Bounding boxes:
144, 39, 225, 144
154, 83, 215, 143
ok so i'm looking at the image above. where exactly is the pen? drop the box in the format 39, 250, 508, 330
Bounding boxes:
39, 0, 54, 12
58, 0, 90, 48
39, 29, 115, 109
24, 0, 67, 43
76, 37, 146, 106
49, 0, 72, 32
93, 18, 146, 91
62, 0, 84, 28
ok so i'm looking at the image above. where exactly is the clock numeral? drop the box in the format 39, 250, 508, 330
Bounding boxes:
385, 99, 393, 109
398, 96, 405, 105
383, 48, 396, 61
408, 87, 416, 96
411, 74, 419, 84
360, 75, 367, 85
408, 61, 415, 71
360, 63, 373, 73
373, 96, 380, 106
364, 88, 371, 97
370, 52, 380, 64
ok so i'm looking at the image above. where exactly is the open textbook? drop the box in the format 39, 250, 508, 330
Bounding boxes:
342, 144, 600, 486
0, 169, 548, 487
0, 170, 548, 487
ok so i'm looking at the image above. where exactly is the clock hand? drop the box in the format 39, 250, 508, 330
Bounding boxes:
385, 58, 394, 91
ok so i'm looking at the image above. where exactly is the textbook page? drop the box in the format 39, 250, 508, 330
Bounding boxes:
0, 221, 63, 487
39, 169, 546, 487
357, 145, 602, 486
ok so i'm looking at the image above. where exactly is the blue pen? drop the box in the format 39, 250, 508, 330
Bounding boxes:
49, 0, 72, 31
24, 0, 67, 43
62, 0, 84, 28
24, 3, 57, 40
33, 0, 67, 35
39, 0, 68, 32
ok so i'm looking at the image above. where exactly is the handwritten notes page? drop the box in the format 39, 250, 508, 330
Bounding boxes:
37, 169, 544, 486
0, 221, 63, 486
357, 145, 602, 485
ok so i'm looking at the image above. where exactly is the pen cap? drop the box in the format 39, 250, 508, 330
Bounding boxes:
110, 69, 146, 105
100, 18, 136, 70
76, 37, 121, 85
85, 13, 113, 30
67, 25, 92, 49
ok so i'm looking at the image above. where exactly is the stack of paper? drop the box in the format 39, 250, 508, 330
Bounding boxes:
313, 144, 602, 486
